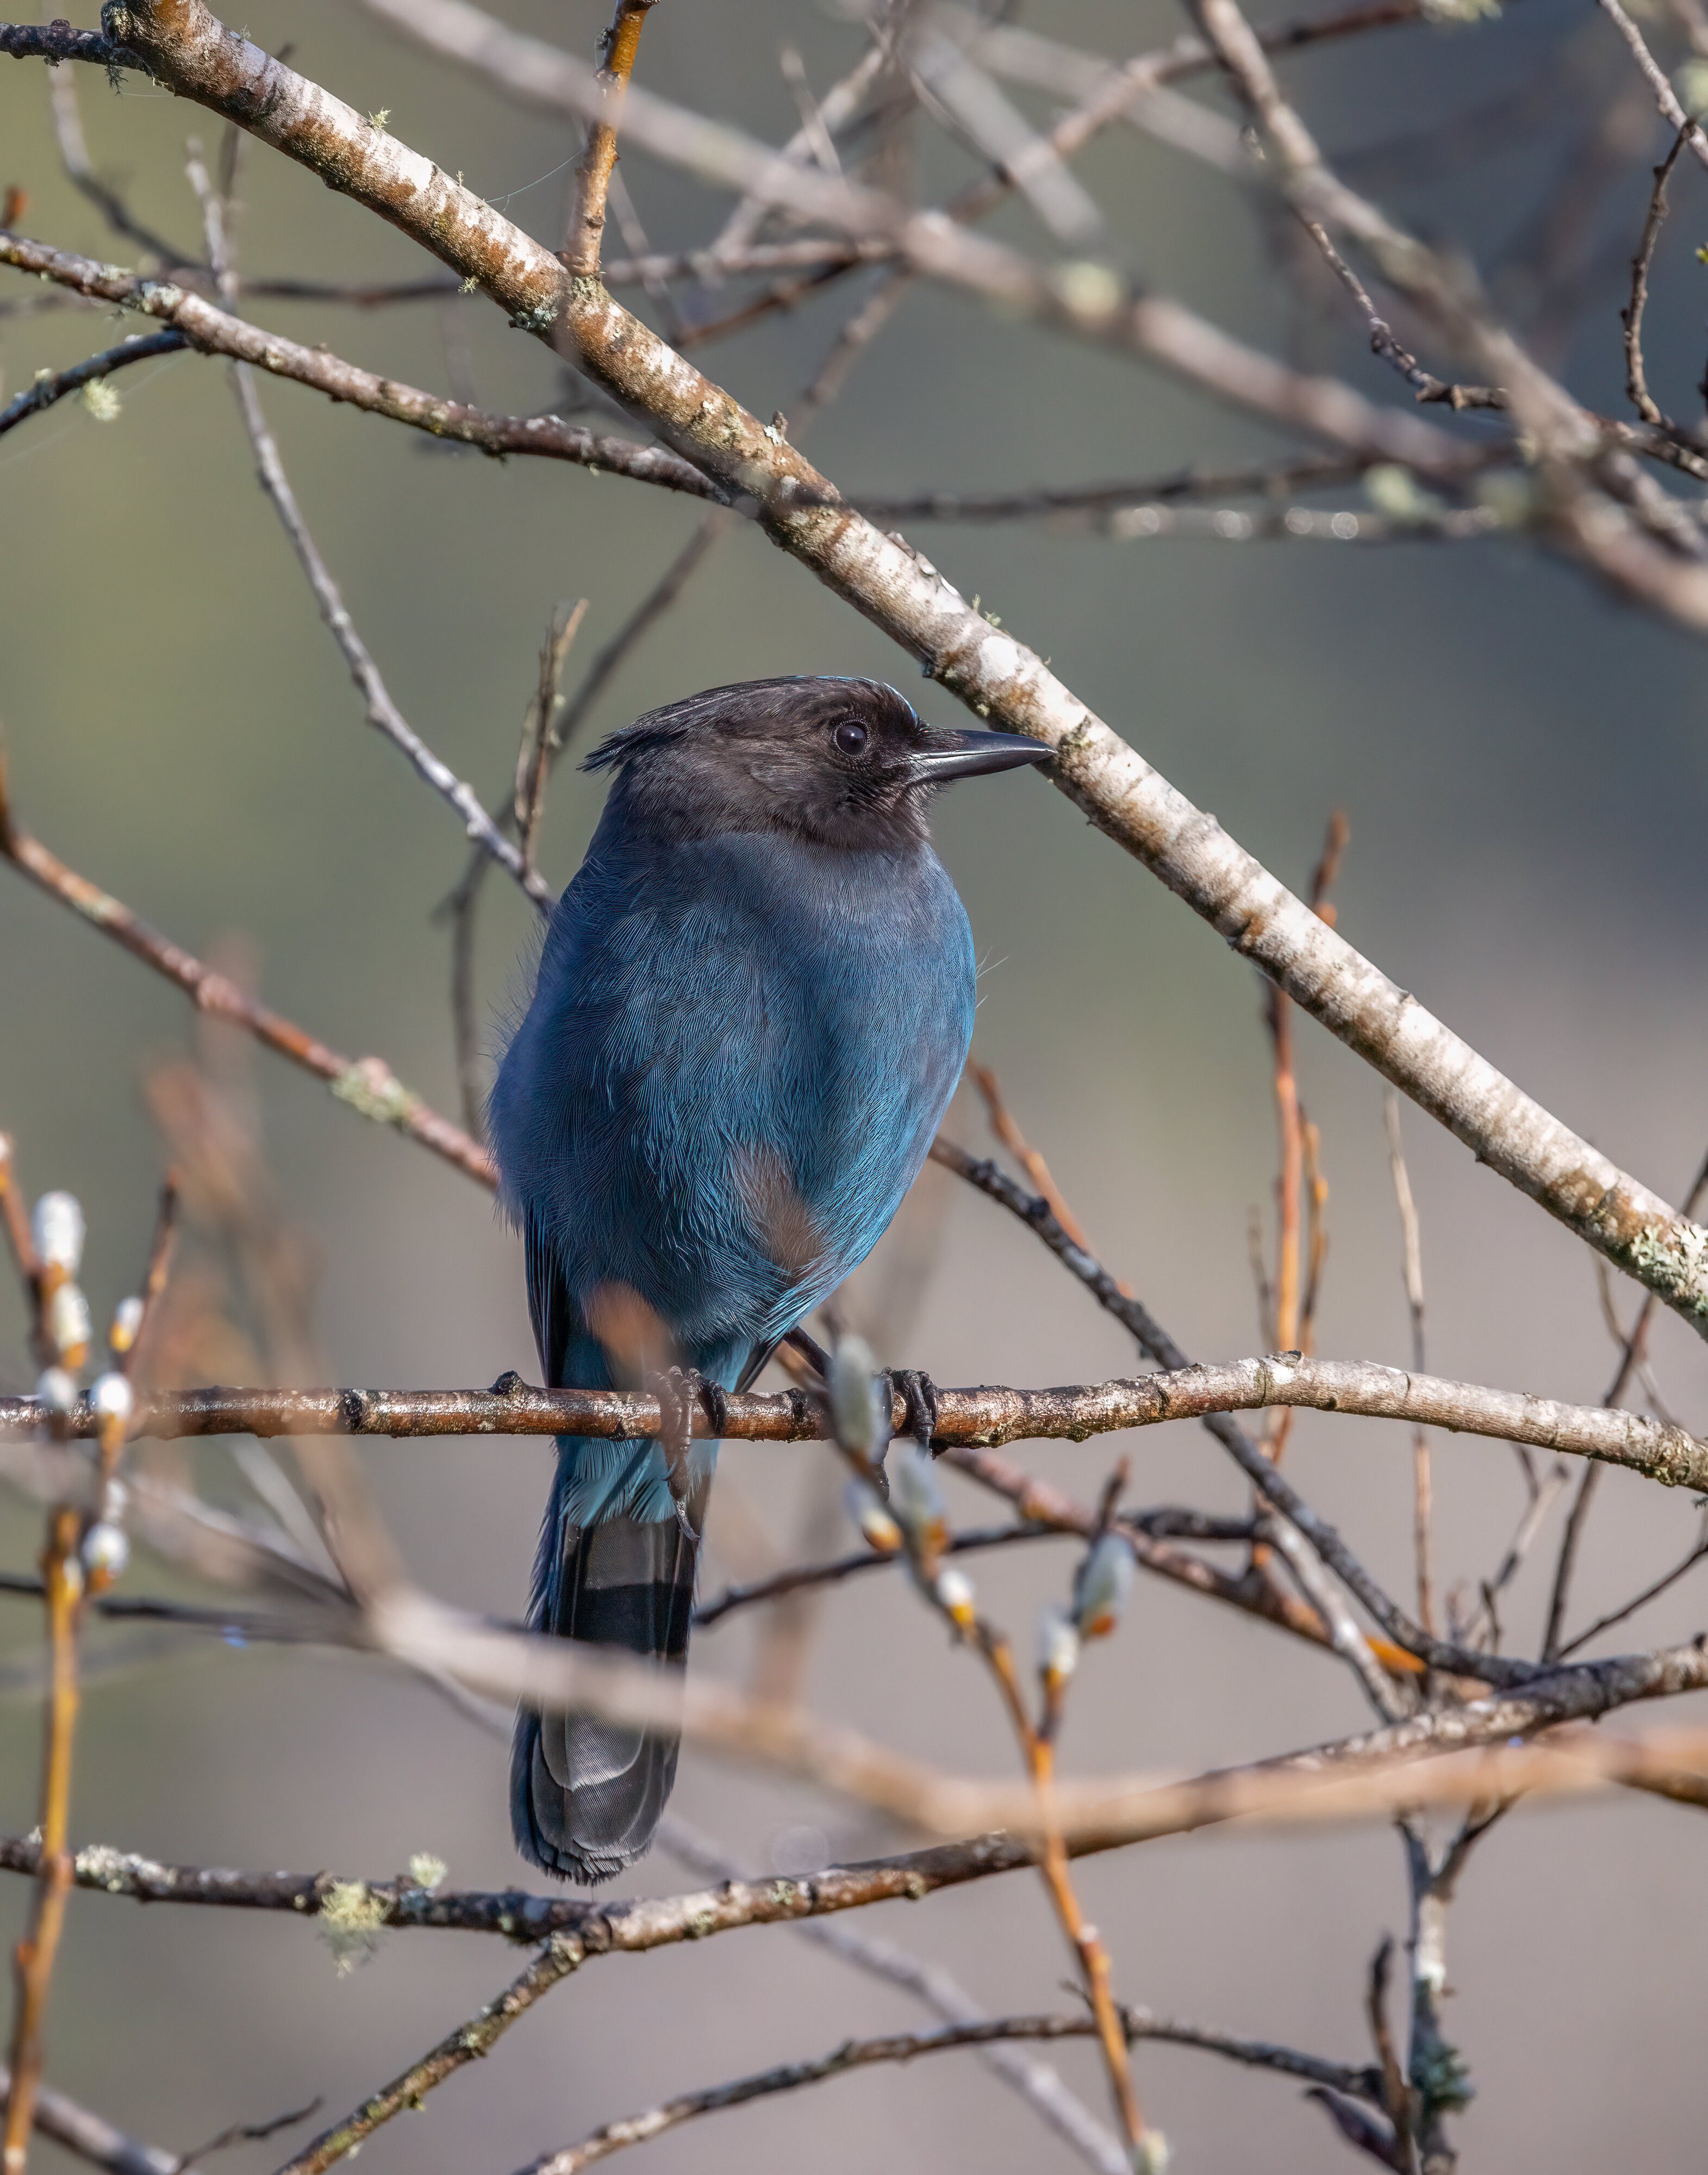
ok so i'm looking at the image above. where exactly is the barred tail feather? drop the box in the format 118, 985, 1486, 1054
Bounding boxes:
511, 1448, 700, 1884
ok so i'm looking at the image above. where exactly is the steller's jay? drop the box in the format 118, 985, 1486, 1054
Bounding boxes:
488, 674, 1047, 1881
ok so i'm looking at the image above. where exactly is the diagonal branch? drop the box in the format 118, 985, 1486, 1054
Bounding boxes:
225, 363, 552, 906
0, 757, 494, 1187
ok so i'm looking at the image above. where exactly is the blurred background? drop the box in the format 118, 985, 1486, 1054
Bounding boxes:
5, 0, 1708, 2165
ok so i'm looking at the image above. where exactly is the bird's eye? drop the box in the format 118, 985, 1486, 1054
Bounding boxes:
833, 719, 869, 757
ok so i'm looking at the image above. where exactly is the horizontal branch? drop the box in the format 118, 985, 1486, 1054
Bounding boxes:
7, 1356, 1698, 1487
0, 232, 719, 500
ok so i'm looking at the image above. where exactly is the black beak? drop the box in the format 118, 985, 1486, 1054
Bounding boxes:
910, 728, 1052, 783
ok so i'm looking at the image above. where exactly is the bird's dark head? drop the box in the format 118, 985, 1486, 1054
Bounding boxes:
584, 675, 1049, 852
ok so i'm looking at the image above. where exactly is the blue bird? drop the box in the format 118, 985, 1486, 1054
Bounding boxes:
488, 675, 1047, 1882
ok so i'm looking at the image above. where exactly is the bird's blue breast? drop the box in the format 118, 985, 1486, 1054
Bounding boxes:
490, 818, 976, 1384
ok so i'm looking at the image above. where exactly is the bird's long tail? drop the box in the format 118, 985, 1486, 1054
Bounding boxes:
510, 1438, 704, 1884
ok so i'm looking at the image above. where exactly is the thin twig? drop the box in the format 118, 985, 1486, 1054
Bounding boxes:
1543, 1139, 1708, 1658
1624, 127, 1690, 426
0, 234, 720, 502
511, 2006, 1366, 2175
514, 599, 590, 880
271, 1937, 586, 2175
561, 0, 658, 277
1383, 1089, 1436, 1636
1597, 0, 1708, 176
226, 364, 551, 906
654, 1816, 1127, 2175
0, 331, 187, 438
3, 1506, 83, 2175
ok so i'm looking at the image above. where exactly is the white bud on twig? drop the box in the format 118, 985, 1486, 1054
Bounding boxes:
47, 1281, 93, 1366
1072, 1530, 1136, 1640
32, 1367, 78, 1413
32, 1191, 85, 1275
827, 1332, 888, 1462
889, 1438, 946, 1544
1037, 1603, 1081, 1686
933, 1564, 977, 1630
109, 1295, 146, 1353
843, 1477, 902, 1554
82, 1522, 129, 1581
90, 1371, 135, 1426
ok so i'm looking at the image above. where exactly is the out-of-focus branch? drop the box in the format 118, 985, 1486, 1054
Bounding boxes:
0, 755, 494, 1188
344, 0, 1462, 468
4, 1640, 1705, 1937
2, 1507, 82, 2175
0, 234, 719, 500
0, 330, 186, 438
1597, 0, 1708, 173
46, 63, 192, 268
0, 2061, 176, 2175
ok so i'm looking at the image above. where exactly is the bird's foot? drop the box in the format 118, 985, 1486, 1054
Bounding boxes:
887, 1368, 940, 1455
652, 1366, 725, 1543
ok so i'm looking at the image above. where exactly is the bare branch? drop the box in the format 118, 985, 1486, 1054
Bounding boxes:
562, 1, 657, 277
1598, 0, 1708, 175
2, 1356, 1702, 1494
1624, 127, 1690, 427
0, 234, 719, 501
513, 2007, 1373, 2175
0, 756, 494, 1188
0, 329, 186, 438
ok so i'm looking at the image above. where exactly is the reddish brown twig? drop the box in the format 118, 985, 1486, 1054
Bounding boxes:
562, 0, 658, 276
1251, 813, 1347, 1587
111, 1176, 179, 1387
2, 1506, 83, 2175
0, 1136, 43, 1363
